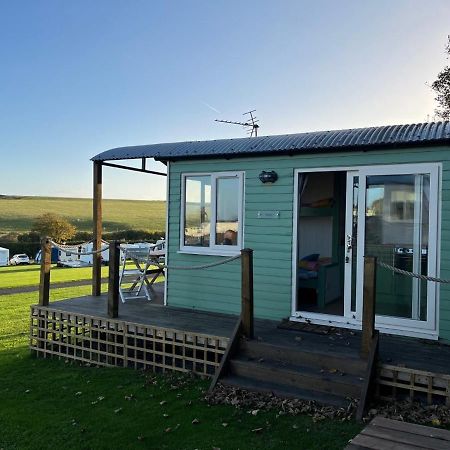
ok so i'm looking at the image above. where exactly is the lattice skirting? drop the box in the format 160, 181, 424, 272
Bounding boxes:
30, 306, 228, 376
377, 364, 450, 405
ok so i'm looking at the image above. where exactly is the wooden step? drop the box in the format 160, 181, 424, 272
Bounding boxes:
240, 339, 367, 377
229, 357, 363, 398
221, 374, 350, 408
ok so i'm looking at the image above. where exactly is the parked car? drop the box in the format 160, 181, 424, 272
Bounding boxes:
9, 254, 30, 265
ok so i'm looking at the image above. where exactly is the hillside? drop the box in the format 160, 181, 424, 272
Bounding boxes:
0, 196, 166, 235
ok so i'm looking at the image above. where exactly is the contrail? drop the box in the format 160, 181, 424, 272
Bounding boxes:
201, 101, 221, 114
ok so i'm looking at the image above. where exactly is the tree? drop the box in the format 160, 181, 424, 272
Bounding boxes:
32, 213, 77, 242
432, 36, 450, 119
17, 231, 41, 242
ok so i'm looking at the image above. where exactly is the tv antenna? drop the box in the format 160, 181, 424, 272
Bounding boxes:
215, 110, 260, 137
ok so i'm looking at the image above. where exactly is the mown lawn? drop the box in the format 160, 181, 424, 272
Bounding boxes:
0, 284, 362, 449
0, 264, 109, 289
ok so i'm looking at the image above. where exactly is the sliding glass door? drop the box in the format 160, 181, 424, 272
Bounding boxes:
294, 164, 439, 336
355, 164, 439, 333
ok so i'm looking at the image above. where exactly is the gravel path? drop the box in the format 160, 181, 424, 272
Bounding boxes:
0, 277, 108, 296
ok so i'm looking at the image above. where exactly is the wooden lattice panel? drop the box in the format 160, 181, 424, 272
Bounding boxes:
30, 306, 228, 376
377, 363, 450, 405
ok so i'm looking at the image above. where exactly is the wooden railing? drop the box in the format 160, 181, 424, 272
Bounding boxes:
240, 248, 254, 339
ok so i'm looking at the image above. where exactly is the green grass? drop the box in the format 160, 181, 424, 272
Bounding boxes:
0, 265, 110, 289
0, 284, 361, 449
0, 195, 166, 234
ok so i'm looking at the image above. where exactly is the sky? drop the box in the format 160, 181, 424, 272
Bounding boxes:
0, 0, 449, 200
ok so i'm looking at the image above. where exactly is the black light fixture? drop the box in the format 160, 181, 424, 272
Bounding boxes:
259, 170, 278, 184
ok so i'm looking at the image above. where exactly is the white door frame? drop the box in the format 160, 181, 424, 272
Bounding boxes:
291, 163, 441, 339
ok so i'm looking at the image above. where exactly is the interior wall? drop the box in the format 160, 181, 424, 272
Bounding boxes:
298, 216, 333, 259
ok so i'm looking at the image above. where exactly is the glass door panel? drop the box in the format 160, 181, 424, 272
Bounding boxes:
364, 173, 431, 321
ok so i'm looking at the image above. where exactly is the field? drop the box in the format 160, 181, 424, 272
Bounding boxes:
0, 270, 361, 449
0, 196, 166, 235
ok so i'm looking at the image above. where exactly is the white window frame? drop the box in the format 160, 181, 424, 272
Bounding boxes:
179, 171, 244, 256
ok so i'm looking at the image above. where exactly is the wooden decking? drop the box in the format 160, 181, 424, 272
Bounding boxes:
30, 287, 450, 406
346, 416, 450, 449
49, 288, 237, 338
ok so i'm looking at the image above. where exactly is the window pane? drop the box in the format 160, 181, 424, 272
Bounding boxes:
184, 176, 211, 247
215, 177, 239, 245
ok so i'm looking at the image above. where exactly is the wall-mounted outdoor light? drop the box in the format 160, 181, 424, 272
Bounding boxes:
259, 170, 278, 184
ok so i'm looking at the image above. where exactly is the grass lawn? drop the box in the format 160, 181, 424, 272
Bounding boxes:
0, 196, 166, 234
0, 284, 362, 449
0, 265, 109, 289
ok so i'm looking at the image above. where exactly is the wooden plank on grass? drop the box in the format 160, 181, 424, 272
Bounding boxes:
371, 417, 450, 441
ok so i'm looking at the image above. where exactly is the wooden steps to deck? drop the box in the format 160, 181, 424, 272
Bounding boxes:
219, 337, 367, 408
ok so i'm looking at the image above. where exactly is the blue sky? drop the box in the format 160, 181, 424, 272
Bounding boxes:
0, 0, 449, 200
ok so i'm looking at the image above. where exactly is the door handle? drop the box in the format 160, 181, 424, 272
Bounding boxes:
346, 234, 353, 252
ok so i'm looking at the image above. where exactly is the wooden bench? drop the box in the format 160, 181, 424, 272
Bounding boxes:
346, 416, 450, 450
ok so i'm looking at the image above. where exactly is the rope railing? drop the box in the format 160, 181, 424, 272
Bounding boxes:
49, 238, 241, 270
49, 239, 110, 256
154, 254, 241, 271
377, 260, 450, 284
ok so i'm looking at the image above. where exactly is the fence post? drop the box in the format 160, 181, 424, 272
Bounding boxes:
108, 241, 120, 318
361, 255, 377, 358
39, 237, 51, 306
241, 248, 254, 339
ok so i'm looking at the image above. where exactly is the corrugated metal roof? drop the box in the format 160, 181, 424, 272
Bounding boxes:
92, 121, 450, 162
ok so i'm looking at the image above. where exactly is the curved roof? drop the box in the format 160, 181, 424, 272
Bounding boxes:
92, 121, 450, 162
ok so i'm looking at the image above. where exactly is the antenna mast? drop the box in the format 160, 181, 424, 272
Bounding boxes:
215, 110, 260, 137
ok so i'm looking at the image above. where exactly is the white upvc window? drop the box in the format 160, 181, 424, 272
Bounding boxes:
180, 171, 244, 255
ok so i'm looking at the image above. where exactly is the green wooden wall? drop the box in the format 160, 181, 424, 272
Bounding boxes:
166, 145, 450, 340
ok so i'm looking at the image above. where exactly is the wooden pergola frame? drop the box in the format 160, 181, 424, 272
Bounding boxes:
91, 159, 167, 296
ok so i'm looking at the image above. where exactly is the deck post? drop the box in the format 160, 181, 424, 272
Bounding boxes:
92, 161, 103, 296
241, 248, 254, 339
107, 240, 120, 319
39, 237, 51, 306
361, 255, 377, 358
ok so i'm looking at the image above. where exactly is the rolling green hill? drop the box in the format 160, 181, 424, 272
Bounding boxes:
0, 196, 166, 235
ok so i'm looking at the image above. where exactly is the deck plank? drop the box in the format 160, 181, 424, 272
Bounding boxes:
371, 417, 450, 441
346, 417, 450, 450
49, 289, 238, 338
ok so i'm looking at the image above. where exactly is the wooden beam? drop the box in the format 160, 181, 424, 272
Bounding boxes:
361, 256, 377, 358
356, 330, 379, 422
101, 161, 167, 176
107, 240, 120, 318
241, 248, 254, 339
38, 237, 51, 306
208, 318, 242, 392
92, 161, 102, 296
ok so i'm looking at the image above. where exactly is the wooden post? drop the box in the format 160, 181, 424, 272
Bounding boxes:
241, 248, 254, 339
108, 240, 120, 318
92, 161, 103, 296
39, 237, 51, 306
361, 255, 377, 358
